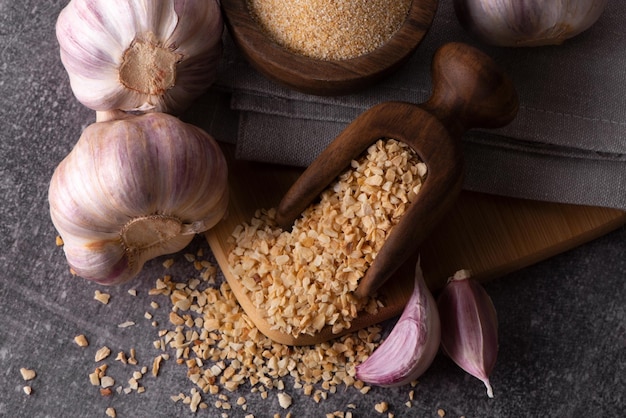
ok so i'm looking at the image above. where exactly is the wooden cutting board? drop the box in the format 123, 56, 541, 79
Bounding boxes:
206, 144, 626, 345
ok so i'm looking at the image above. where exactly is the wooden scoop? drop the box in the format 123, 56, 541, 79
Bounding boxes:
276, 42, 519, 299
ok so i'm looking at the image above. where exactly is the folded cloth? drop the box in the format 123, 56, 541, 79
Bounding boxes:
212, 1, 626, 210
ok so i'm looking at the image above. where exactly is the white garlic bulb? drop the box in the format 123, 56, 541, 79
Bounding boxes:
454, 0, 608, 47
49, 112, 229, 285
56, 0, 223, 114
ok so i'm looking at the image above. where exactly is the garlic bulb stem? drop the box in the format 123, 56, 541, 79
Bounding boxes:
96, 110, 124, 123
437, 269, 499, 398
356, 258, 440, 387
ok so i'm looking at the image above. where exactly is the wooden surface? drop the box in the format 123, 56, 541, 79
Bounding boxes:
206, 144, 626, 345
220, 0, 438, 95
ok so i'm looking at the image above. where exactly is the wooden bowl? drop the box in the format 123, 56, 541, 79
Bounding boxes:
221, 0, 439, 96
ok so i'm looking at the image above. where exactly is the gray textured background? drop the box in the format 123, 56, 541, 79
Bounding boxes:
1, 1, 625, 417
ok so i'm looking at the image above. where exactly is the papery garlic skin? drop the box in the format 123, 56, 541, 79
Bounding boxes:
437, 269, 498, 398
356, 259, 440, 387
454, 0, 608, 47
56, 0, 223, 114
49, 112, 229, 285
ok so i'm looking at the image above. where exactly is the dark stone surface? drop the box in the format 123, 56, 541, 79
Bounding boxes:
1, 1, 624, 417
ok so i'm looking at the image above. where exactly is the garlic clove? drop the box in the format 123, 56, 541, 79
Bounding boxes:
56, 0, 223, 115
49, 112, 228, 285
437, 269, 498, 397
453, 0, 609, 47
356, 258, 440, 387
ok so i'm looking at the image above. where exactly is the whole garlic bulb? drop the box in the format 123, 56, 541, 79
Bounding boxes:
56, 0, 223, 114
49, 112, 229, 285
454, 0, 608, 47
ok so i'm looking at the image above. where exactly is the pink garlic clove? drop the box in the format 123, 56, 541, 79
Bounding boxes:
356, 258, 441, 387
437, 269, 498, 397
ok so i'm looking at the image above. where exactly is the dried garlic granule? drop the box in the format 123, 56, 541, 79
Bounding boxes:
20, 368, 37, 381
94, 290, 110, 304
375, 401, 389, 413
150, 274, 383, 399
74, 334, 89, 347
94, 346, 111, 362
247, 0, 411, 60
228, 139, 426, 337
278, 392, 292, 409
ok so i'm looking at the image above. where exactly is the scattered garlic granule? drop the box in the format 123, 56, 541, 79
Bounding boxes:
100, 376, 115, 388
20, 368, 36, 381
278, 392, 292, 409
128, 348, 138, 365
88, 371, 100, 386
375, 401, 389, 413
115, 351, 127, 364
95, 346, 111, 362
76, 243, 414, 416
94, 290, 110, 304
152, 355, 163, 377
74, 334, 89, 347
149, 270, 383, 408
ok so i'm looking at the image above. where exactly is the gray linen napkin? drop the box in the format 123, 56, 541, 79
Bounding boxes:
213, 1, 626, 210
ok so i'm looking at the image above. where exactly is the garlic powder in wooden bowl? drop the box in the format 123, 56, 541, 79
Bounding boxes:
247, 0, 412, 60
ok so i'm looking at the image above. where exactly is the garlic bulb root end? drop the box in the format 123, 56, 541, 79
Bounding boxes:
119, 36, 183, 96
121, 215, 183, 253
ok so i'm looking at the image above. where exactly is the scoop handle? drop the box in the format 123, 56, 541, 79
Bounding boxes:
354, 43, 519, 298
419, 42, 518, 140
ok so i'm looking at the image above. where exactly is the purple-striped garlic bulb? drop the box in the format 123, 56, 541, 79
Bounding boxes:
49, 112, 228, 285
56, 0, 223, 114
